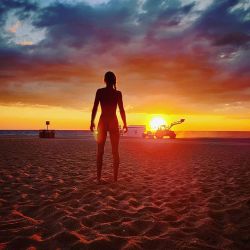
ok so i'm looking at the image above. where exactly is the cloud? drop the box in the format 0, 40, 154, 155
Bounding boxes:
16, 40, 33, 46
193, 0, 250, 46
33, 0, 141, 50
0, 0, 249, 115
7, 20, 21, 33
213, 32, 250, 47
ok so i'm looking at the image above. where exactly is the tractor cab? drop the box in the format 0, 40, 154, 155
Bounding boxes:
158, 124, 169, 131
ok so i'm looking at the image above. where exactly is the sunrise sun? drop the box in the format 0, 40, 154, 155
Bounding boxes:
149, 117, 167, 131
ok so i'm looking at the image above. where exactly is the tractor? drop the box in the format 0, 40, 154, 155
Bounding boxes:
143, 119, 185, 139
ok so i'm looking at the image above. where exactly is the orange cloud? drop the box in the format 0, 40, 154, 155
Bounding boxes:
8, 21, 21, 33
17, 41, 33, 46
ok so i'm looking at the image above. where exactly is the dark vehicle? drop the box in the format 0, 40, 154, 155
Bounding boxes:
143, 130, 154, 139
39, 121, 55, 138
143, 119, 185, 139
39, 130, 55, 138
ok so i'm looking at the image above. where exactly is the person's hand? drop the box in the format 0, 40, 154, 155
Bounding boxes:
90, 122, 95, 132
123, 125, 128, 133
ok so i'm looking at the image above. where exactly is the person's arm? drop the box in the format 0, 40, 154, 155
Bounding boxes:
90, 90, 100, 131
118, 91, 128, 132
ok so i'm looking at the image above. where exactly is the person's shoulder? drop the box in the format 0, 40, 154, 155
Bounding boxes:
116, 90, 122, 96
96, 88, 105, 94
97, 87, 105, 91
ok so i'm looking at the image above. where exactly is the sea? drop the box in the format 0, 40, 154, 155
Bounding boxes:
0, 130, 93, 138
0, 130, 250, 139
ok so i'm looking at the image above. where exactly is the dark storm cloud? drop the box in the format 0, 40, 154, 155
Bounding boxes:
213, 32, 250, 47
0, 0, 37, 23
194, 0, 250, 47
0, 0, 36, 11
142, 0, 195, 27
31, 0, 195, 51
33, 0, 140, 49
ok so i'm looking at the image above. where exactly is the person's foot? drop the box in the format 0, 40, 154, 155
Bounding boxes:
96, 177, 101, 184
113, 166, 118, 183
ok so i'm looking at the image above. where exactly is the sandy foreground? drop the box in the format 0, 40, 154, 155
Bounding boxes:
0, 137, 250, 250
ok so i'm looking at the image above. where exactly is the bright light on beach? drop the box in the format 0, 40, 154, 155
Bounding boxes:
149, 117, 167, 131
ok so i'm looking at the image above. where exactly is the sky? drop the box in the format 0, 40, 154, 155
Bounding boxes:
0, 0, 250, 130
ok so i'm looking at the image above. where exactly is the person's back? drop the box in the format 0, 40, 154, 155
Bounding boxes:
98, 87, 120, 118
90, 71, 127, 183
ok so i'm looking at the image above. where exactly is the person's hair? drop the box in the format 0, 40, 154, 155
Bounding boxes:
104, 71, 116, 90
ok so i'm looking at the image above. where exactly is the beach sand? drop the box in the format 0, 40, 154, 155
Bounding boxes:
0, 137, 250, 250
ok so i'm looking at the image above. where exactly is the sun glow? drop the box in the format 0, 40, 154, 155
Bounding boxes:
149, 117, 167, 131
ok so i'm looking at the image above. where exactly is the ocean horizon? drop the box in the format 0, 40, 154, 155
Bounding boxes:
1, 130, 250, 138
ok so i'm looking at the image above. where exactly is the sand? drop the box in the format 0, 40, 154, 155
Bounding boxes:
0, 137, 250, 250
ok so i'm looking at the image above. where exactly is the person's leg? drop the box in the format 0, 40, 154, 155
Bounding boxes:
110, 130, 120, 182
97, 129, 107, 182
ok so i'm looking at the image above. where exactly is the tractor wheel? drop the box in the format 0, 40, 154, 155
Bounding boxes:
169, 134, 176, 139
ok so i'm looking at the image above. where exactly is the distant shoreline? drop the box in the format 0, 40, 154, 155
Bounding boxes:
1, 130, 250, 139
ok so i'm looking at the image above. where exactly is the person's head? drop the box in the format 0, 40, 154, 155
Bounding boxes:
104, 71, 116, 89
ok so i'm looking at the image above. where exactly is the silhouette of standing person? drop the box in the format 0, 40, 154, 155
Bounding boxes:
90, 71, 127, 183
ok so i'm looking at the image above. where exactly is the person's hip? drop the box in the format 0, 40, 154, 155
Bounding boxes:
98, 116, 119, 131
